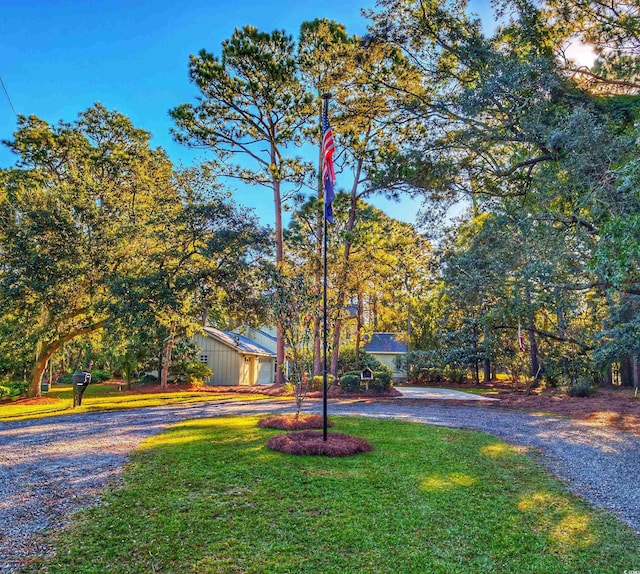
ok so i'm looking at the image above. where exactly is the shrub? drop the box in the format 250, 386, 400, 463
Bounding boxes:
184, 361, 213, 385
10, 380, 28, 395
0, 380, 28, 398
340, 374, 362, 393
338, 347, 388, 375
138, 374, 158, 385
443, 366, 467, 385
310, 375, 336, 391
369, 371, 392, 392
567, 381, 598, 397
58, 373, 73, 385
90, 369, 112, 383
415, 367, 444, 384
396, 351, 444, 384
281, 382, 295, 394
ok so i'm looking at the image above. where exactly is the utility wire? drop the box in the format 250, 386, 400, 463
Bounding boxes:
0, 76, 17, 116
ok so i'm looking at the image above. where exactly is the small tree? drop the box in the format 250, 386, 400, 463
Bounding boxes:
268, 268, 316, 418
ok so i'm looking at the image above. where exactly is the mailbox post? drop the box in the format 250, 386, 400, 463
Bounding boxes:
72, 372, 91, 407
360, 367, 374, 392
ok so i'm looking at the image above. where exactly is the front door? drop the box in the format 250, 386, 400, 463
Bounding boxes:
241, 356, 255, 386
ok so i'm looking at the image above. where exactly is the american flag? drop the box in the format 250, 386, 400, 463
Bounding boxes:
518, 322, 526, 353
321, 104, 336, 223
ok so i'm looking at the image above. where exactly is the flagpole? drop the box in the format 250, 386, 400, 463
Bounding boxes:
322, 93, 330, 442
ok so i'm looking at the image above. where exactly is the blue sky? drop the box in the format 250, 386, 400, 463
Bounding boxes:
1, 0, 494, 227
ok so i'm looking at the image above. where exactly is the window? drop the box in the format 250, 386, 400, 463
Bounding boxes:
199, 354, 208, 364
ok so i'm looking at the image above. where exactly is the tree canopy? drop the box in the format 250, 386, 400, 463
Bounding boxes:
2, 2, 639, 395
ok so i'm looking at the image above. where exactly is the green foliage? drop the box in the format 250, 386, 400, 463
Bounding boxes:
370, 371, 392, 392
339, 373, 361, 393
443, 366, 468, 385
138, 374, 158, 385
567, 380, 599, 397
90, 369, 111, 383
58, 373, 73, 385
396, 351, 443, 384
337, 347, 389, 375
310, 375, 335, 391
281, 382, 295, 395
339, 370, 392, 393
184, 361, 213, 385
9, 380, 27, 396
0, 380, 17, 398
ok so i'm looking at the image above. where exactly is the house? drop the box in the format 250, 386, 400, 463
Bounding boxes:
232, 325, 290, 379
237, 326, 277, 354
192, 326, 276, 386
364, 333, 408, 383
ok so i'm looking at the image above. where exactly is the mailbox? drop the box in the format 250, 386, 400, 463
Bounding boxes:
360, 367, 374, 381
72, 372, 92, 407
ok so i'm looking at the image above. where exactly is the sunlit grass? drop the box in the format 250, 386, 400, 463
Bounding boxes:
0, 384, 273, 422
28, 416, 640, 574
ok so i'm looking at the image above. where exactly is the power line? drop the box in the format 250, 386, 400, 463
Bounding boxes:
0, 76, 17, 117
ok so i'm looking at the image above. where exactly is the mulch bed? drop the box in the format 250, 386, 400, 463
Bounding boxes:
403, 381, 640, 437
494, 388, 640, 436
258, 414, 333, 430
266, 430, 373, 457
187, 383, 290, 396
0, 396, 60, 406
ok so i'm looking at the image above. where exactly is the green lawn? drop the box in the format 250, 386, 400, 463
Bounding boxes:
0, 384, 273, 422
28, 416, 640, 573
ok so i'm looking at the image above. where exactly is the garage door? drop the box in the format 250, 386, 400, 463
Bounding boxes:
256, 357, 274, 385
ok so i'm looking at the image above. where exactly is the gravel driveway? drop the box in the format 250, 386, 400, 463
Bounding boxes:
1, 398, 639, 572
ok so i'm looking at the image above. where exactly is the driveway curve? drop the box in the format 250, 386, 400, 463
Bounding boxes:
1, 397, 639, 572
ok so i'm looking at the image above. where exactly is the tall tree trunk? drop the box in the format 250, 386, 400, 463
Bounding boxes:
483, 323, 491, 384
472, 323, 480, 385
556, 293, 571, 381
84, 343, 93, 371
329, 317, 343, 378
355, 288, 363, 370
29, 351, 47, 399
525, 285, 540, 383
160, 325, 175, 391
618, 294, 637, 387
313, 319, 322, 377
273, 178, 286, 384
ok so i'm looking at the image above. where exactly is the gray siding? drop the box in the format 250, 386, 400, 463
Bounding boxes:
244, 327, 277, 353
193, 333, 241, 386
371, 352, 407, 383
193, 332, 275, 386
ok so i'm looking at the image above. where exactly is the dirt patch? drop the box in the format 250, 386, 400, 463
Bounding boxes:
258, 414, 333, 430
266, 431, 373, 457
